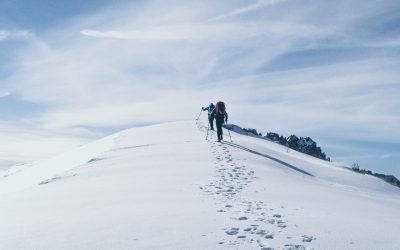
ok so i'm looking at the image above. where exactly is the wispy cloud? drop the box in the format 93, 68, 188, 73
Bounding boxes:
210, 0, 287, 21
80, 26, 198, 40
0, 30, 9, 41
0, 30, 31, 41
0, 91, 11, 97
335, 154, 393, 161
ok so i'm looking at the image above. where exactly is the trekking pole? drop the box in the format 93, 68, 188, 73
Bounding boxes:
226, 123, 232, 142
195, 108, 203, 120
206, 123, 210, 141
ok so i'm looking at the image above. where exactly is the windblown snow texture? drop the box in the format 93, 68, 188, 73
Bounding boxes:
0, 120, 399, 250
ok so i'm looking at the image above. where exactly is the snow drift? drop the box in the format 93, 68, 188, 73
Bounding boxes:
0, 120, 399, 250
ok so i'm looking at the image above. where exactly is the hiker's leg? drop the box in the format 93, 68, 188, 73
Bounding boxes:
217, 122, 222, 140
209, 117, 214, 130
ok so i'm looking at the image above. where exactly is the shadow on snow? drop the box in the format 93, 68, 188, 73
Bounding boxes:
222, 141, 314, 177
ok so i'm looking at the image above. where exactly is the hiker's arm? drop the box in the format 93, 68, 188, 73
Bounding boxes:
225, 113, 228, 123
202, 107, 209, 111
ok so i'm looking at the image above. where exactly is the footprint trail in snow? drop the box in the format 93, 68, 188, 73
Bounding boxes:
197, 121, 314, 250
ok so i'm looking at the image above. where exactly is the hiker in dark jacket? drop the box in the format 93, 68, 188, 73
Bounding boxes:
202, 103, 215, 130
211, 101, 228, 142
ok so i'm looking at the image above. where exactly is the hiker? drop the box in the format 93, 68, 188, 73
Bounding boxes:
211, 101, 228, 142
202, 103, 215, 130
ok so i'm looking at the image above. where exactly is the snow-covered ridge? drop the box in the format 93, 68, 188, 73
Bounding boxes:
0, 132, 119, 195
0, 120, 399, 250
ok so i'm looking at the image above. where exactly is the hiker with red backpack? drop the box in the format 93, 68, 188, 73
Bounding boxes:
211, 101, 228, 142
202, 103, 216, 130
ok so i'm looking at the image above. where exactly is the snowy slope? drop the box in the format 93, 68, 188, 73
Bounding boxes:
0, 120, 399, 250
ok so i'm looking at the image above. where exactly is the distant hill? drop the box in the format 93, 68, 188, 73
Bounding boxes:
225, 124, 329, 161
351, 164, 400, 188
225, 123, 399, 189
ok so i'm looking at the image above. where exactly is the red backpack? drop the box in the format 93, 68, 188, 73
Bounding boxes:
215, 101, 226, 113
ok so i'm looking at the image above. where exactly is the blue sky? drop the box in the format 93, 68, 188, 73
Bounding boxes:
0, 0, 399, 177
0, 0, 132, 30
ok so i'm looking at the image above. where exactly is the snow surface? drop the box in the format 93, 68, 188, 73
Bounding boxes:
0, 120, 399, 250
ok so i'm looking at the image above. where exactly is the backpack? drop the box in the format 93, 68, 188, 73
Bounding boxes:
208, 104, 215, 116
209, 103, 215, 112
216, 101, 226, 113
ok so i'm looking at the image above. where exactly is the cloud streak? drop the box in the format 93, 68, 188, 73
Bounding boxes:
0, 30, 31, 41
0, 91, 11, 97
210, 0, 288, 21
80, 27, 197, 40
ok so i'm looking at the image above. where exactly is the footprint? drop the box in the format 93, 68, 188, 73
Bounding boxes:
277, 221, 287, 228
302, 235, 316, 242
283, 244, 307, 250
267, 219, 275, 224
225, 228, 240, 235
256, 229, 267, 236
264, 232, 274, 239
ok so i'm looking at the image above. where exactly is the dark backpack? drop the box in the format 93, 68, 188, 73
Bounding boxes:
209, 103, 215, 111
216, 101, 226, 113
